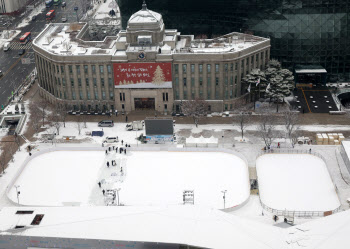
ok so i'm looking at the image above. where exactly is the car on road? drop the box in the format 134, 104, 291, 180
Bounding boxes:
98, 120, 114, 127
74, 6, 78, 11
18, 49, 25, 55
103, 137, 119, 143
31, 16, 37, 21
62, 2, 66, 7
61, 17, 67, 22
0, 70, 3, 77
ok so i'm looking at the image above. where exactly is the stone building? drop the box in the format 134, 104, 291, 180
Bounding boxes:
33, 1, 270, 113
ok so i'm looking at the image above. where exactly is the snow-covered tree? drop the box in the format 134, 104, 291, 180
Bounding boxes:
242, 69, 267, 98
181, 98, 208, 127
152, 66, 166, 85
257, 114, 277, 148
235, 110, 251, 139
283, 111, 300, 148
264, 59, 294, 101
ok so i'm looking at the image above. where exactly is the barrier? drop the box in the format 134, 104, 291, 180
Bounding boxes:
256, 149, 342, 217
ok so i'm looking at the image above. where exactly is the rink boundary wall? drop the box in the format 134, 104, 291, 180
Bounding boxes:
6, 146, 250, 211
256, 150, 342, 218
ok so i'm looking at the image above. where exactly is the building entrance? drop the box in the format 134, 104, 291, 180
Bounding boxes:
134, 98, 155, 110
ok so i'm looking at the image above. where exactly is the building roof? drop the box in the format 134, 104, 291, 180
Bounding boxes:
127, 1, 163, 27
0, 206, 285, 249
145, 119, 174, 136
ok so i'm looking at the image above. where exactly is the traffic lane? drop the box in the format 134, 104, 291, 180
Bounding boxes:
0, 49, 23, 77
0, 52, 35, 105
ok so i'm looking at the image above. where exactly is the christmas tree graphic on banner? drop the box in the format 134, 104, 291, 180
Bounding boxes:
152, 65, 166, 85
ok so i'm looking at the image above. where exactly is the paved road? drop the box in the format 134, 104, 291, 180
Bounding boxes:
0, 0, 88, 107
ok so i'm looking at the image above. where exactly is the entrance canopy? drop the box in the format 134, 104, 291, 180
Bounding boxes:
294, 65, 327, 85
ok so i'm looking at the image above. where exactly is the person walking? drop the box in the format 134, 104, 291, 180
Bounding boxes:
108, 147, 111, 151
126, 116, 128, 122
107, 161, 110, 167
98, 182, 101, 188
121, 140, 124, 145
124, 149, 126, 154
116, 147, 118, 152
105, 150, 108, 155
309, 148, 312, 153
102, 189, 105, 195
277, 142, 280, 148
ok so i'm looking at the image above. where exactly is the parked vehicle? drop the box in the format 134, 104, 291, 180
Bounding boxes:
18, 49, 25, 55
91, 131, 104, 137
103, 137, 119, 143
3, 42, 10, 51
0, 70, 3, 77
98, 120, 114, 127
126, 121, 143, 131
61, 16, 67, 22
62, 2, 66, 7
31, 15, 37, 21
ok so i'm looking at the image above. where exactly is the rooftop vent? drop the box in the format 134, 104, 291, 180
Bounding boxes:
16, 211, 34, 215
31, 214, 44, 225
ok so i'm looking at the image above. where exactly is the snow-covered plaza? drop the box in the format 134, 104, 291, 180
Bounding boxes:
8, 149, 249, 209
257, 153, 341, 212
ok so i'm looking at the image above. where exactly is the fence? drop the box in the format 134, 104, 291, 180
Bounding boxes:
256, 149, 341, 217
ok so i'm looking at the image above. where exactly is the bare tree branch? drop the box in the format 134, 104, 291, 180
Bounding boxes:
181, 98, 208, 127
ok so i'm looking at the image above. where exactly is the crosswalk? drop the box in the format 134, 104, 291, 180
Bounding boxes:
9, 42, 33, 50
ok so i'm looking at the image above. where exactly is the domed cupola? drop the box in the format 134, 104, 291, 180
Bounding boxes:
126, 0, 165, 46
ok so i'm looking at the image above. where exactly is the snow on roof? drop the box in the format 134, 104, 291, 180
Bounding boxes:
0, 206, 285, 249
128, 9, 162, 24
91, 0, 121, 27
34, 23, 116, 56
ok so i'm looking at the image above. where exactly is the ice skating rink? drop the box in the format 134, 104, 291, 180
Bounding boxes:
256, 154, 340, 212
8, 150, 250, 209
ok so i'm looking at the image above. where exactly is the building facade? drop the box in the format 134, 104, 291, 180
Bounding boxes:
0, 0, 28, 14
121, 0, 350, 82
33, 2, 270, 113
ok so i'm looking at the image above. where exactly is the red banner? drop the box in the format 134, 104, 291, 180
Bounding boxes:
113, 63, 172, 86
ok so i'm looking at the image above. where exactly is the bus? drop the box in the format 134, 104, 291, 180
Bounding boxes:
45, 0, 53, 8
53, 0, 61, 6
19, 32, 31, 45
46, 10, 55, 21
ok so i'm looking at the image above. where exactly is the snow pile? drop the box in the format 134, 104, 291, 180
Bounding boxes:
17, 4, 45, 29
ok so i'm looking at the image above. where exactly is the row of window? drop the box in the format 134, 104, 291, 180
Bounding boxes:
175, 76, 238, 87
59, 88, 114, 101
56, 64, 112, 75
174, 87, 238, 100
174, 51, 268, 74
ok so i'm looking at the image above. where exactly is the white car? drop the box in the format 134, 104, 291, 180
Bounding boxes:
103, 137, 118, 143
0, 70, 3, 77
61, 17, 67, 22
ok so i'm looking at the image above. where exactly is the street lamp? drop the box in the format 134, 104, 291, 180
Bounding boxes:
222, 190, 227, 209
14, 185, 20, 205
116, 188, 121, 206
74, 6, 79, 22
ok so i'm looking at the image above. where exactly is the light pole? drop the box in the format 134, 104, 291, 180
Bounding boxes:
116, 188, 121, 206
74, 7, 79, 22
222, 190, 227, 209
14, 185, 20, 205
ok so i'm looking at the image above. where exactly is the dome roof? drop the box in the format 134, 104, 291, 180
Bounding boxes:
127, 1, 163, 29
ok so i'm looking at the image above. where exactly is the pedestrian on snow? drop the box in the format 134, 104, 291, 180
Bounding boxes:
273, 215, 278, 222
121, 140, 124, 145
277, 142, 280, 148
105, 150, 108, 155
120, 167, 123, 173
107, 161, 110, 167
113, 146, 115, 150
102, 189, 105, 195
98, 182, 101, 188
119, 147, 122, 153
126, 116, 128, 122
124, 149, 126, 154
125, 143, 127, 147
117, 136, 119, 140
108, 147, 111, 151
116, 147, 118, 152
309, 148, 312, 153
29, 152, 32, 156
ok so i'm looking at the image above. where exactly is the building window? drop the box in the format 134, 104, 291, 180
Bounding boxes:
225, 104, 228, 110
230, 76, 233, 86
94, 90, 98, 100
84, 65, 88, 74
102, 91, 106, 100
69, 65, 73, 74
182, 64, 187, 74
175, 90, 179, 99
207, 64, 211, 73
215, 77, 219, 86
72, 91, 76, 100
224, 63, 228, 72
208, 105, 211, 111
78, 78, 82, 87
76, 65, 80, 74
175, 64, 179, 74
207, 77, 211, 88
199, 77, 203, 86
191, 77, 195, 87
191, 64, 195, 73
101, 78, 105, 87
61, 66, 64, 73
107, 65, 112, 74
225, 77, 228, 86
108, 78, 113, 87
93, 78, 97, 87
183, 77, 187, 86
235, 63, 238, 70
56, 65, 59, 73
175, 77, 179, 86
199, 64, 203, 73
92, 65, 96, 74
183, 90, 187, 99
163, 92, 168, 101
64, 91, 67, 99
70, 78, 74, 87
215, 90, 219, 99
87, 91, 90, 100
62, 78, 66, 86
85, 78, 89, 86
79, 90, 83, 100
99, 65, 104, 74
58, 78, 61, 85
110, 92, 114, 100
215, 64, 219, 73
230, 63, 233, 71
251, 56, 254, 64
120, 92, 125, 101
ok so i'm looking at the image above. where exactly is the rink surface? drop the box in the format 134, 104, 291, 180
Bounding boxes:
8, 151, 250, 209
256, 154, 340, 212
